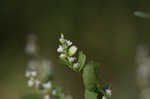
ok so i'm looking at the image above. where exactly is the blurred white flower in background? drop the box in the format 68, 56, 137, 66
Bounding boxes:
25, 34, 37, 55
43, 81, 52, 89
28, 79, 34, 87
52, 89, 56, 95
136, 45, 150, 99
25, 34, 73, 99
25, 34, 54, 93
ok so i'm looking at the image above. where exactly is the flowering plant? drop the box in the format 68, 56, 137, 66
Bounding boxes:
57, 34, 112, 99
23, 34, 112, 99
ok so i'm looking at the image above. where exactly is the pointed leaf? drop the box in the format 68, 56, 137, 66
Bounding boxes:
78, 51, 86, 72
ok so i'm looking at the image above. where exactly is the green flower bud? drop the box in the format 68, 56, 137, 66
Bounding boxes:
59, 34, 66, 44
69, 46, 78, 56
59, 38, 65, 44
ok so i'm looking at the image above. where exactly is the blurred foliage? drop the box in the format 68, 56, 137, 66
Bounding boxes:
21, 94, 43, 99
1, 0, 150, 99
134, 11, 150, 18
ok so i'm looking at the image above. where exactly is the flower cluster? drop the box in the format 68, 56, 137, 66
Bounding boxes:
57, 34, 112, 99
57, 34, 86, 72
25, 59, 73, 99
25, 59, 55, 94
24, 34, 74, 99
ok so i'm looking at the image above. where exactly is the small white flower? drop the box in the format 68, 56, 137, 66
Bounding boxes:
68, 57, 75, 62
57, 45, 63, 53
28, 79, 34, 87
69, 46, 78, 56
66, 40, 72, 46
52, 89, 56, 95
25, 71, 37, 77
31, 71, 37, 76
106, 89, 112, 96
59, 54, 66, 59
43, 81, 52, 89
102, 96, 106, 99
73, 63, 79, 69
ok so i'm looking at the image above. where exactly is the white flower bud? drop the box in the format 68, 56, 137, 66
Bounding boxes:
57, 45, 63, 53
61, 33, 64, 38
73, 63, 79, 69
59, 54, 66, 59
69, 46, 78, 56
59, 34, 65, 44
28, 79, 34, 87
43, 81, 52, 89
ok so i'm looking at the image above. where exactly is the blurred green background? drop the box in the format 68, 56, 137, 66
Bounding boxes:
0, 0, 150, 99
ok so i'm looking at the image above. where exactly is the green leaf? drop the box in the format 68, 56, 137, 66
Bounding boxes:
78, 51, 86, 72
85, 89, 98, 99
82, 61, 99, 92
